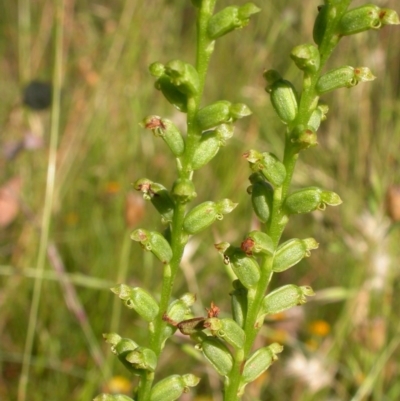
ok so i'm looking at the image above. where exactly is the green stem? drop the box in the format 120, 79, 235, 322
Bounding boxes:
137, 2, 217, 399
224, 5, 356, 399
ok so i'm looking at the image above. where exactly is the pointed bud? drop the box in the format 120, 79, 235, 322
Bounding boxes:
284, 186, 342, 214
260, 284, 315, 316
241, 343, 284, 384
103, 334, 140, 374
290, 43, 320, 73
111, 284, 159, 322
150, 374, 200, 401
131, 229, 173, 264
264, 70, 298, 124
165, 60, 200, 95
198, 337, 233, 376
192, 130, 221, 170
230, 280, 248, 328
248, 173, 274, 223
196, 101, 232, 130
222, 245, 260, 289
207, 3, 261, 40
354, 67, 376, 83
126, 347, 157, 372
183, 199, 237, 235
141, 116, 185, 157
316, 66, 358, 94
338, 4, 381, 36
307, 103, 329, 131
154, 75, 188, 112
171, 178, 197, 203
272, 238, 319, 272
204, 317, 246, 349
134, 179, 175, 224
244, 150, 286, 187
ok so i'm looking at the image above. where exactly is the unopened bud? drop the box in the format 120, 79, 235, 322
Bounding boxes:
134, 179, 175, 224
338, 4, 381, 36
141, 116, 185, 157
150, 374, 200, 401
284, 186, 342, 214
172, 178, 197, 203
244, 150, 286, 187
248, 173, 274, 223
111, 284, 159, 322
204, 317, 245, 349
260, 284, 315, 316
290, 43, 320, 73
222, 245, 260, 289
241, 343, 283, 385
198, 337, 233, 376
208, 3, 260, 40
131, 228, 173, 264
164, 60, 200, 96
264, 70, 298, 124
273, 238, 319, 272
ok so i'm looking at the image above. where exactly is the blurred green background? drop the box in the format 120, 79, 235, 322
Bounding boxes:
1, 0, 400, 400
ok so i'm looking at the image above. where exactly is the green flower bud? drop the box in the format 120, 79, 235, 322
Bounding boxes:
192, 130, 221, 170
260, 284, 315, 316
308, 102, 329, 131
111, 284, 159, 322
223, 245, 260, 289
103, 333, 138, 354
183, 201, 217, 234
94, 394, 134, 401
150, 374, 200, 401
207, 3, 260, 40
134, 179, 175, 224
149, 62, 165, 77
290, 43, 320, 73
290, 125, 318, 151
241, 343, 284, 384
248, 173, 274, 223
183, 199, 237, 235
230, 280, 248, 327
244, 150, 286, 187
103, 334, 140, 374
126, 346, 157, 372
131, 228, 173, 264
204, 317, 245, 349
154, 75, 188, 112
264, 71, 298, 124
196, 100, 232, 130
313, 5, 333, 46
198, 337, 233, 376
272, 238, 319, 272
284, 186, 342, 214
162, 298, 194, 342
171, 178, 197, 203
241, 230, 274, 255
338, 4, 381, 36
316, 66, 356, 94
141, 116, 185, 157
164, 60, 200, 96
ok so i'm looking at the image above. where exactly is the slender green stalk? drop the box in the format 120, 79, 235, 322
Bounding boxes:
17, 2, 64, 400
136, 2, 217, 400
